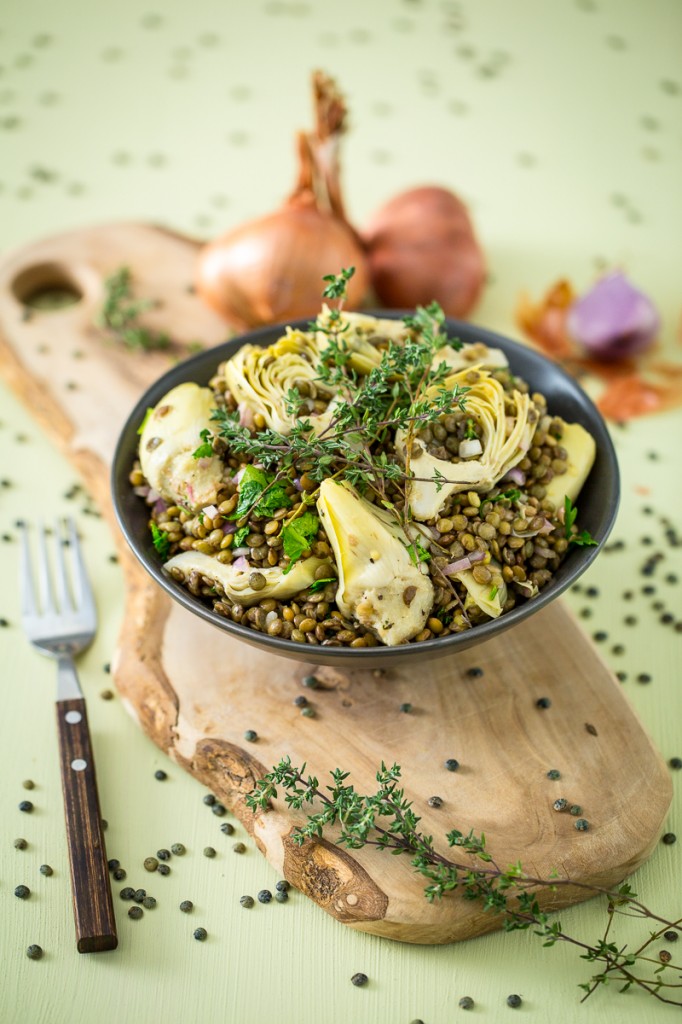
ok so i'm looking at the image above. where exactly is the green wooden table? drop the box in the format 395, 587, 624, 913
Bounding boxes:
1, 1, 680, 1021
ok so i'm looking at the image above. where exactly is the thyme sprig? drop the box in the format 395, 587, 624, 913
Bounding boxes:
247, 759, 682, 1007
98, 266, 170, 351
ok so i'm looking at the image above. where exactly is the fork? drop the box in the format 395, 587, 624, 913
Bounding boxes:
20, 518, 118, 953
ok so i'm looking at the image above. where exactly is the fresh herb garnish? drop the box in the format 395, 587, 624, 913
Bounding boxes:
231, 465, 292, 520
150, 522, 170, 559
281, 512, 320, 570
406, 538, 431, 565
192, 428, 214, 459
232, 525, 250, 547
489, 488, 521, 504
564, 496, 597, 546
464, 417, 478, 440
489, 585, 498, 601
98, 266, 170, 351
137, 407, 154, 435
308, 576, 336, 593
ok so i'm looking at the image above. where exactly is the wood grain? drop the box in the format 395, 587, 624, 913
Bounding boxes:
56, 697, 117, 952
0, 222, 672, 944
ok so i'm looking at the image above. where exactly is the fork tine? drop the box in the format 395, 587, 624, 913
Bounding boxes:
67, 518, 96, 621
37, 521, 57, 614
19, 521, 38, 619
53, 517, 74, 612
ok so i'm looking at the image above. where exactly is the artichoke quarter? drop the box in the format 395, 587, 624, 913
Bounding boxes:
138, 382, 223, 511
396, 368, 534, 521
163, 550, 327, 607
316, 480, 434, 646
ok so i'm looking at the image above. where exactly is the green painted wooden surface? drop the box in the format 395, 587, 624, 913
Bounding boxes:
1, 1, 680, 1021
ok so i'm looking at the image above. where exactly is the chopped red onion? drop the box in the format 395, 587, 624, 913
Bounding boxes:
223, 522, 237, 534
153, 498, 168, 515
442, 550, 486, 575
232, 555, 249, 571
538, 518, 555, 535
232, 546, 251, 558
202, 504, 218, 519
238, 402, 255, 428
232, 467, 246, 485
459, 438, 483, 458
502, 467, 526, 486
133, 485, 150, 498
147, 487, 160, 503
567, 271, 659, 361
293, 478, 304, 492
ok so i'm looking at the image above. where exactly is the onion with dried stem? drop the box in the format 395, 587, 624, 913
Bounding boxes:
196, 72, 369, 329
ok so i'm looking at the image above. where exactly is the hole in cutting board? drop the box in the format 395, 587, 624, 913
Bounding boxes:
11, 262, 83, 311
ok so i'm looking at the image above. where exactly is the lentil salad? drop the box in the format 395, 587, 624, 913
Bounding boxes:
129, 304, 597, 648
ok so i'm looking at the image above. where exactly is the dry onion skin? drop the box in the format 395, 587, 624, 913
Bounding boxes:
196, 73, 369, 330
363, 186, 486, 318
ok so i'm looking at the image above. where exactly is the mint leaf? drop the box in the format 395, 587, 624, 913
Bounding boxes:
281, 512, 320, 571
308, 576, 336, 593
230, 465, 292, 520
232, 525, 250, 547
192, 428, 214, 459
150, 522, 170, 560
257, 481, 292, 516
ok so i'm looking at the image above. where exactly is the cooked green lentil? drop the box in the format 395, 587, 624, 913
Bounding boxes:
26, 944, 43, 960
132, 320, 593, 649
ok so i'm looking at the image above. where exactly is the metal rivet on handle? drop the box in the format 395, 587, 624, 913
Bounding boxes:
71, 758, 87, 771
65, 710, 82, 724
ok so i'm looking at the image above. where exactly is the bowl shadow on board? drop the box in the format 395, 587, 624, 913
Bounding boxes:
112, 314, 620, 668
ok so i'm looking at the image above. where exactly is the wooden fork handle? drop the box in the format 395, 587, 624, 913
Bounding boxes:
56, 697, 118, 952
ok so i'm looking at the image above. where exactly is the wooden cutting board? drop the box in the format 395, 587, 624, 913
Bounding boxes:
0, 222, 672, 944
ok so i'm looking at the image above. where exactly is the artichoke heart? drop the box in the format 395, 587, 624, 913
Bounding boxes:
316, 480, 434, 646
542, 422, 596, 506
222, 330, 334, 434
397, 369, 534, 521
315, 307, 409, 375
163, 551, 327, 608
456, 569, 507, 619
432, 341, 509, 372
139, 382, 223, 511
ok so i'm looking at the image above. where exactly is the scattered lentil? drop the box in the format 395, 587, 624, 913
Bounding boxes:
144, 857, 159, 872
244, 729, 258, 742
113, 868, 127, 881
303, 675, 320, 689
212, 803, 227, 817
179, 900, 193, 913
142, 896, 157, 909
203, 794, 216, 806
203, 846, 216, 858
220, 822, 235, 836
233, 842, 246, 854
553, 798, 568, 811
664, 930, 678, 942
133, 889, 146, 902
193, 927, 207, 941
659, 949, 672, 963
669, 757, 682, 770
428, 796, 443, 808
240, 895, 254, 908
157, 848, 171, 860
154, 769, 168, 781
637, 673, 652, 684
535, 697, 551, 709
22, 780, 35, 790
574, 819, 589, 831
14, 838, 28, 850
108, 858, 120, 870
445, 759, 460, 772
15, 884, 30, 899
128, 906, 143, 920
171, 843, 186, 855
257, 889, 272, 904
466, 667, 483, 678
662, 833, 677, 845
100, 688, 114, 700
26, 944, 43, 960
18, 800, 34, 813
351, 973, 368, 987
39, 864, 53, 876
294, 695, 308, 707
546, 769, 561, 780
616, 671, 627, 682
400, 702, 412, 713
301, 706, 316, 718
275, 890, 288, 903
569, 805, 582, 816
506, 994, 522, 1008
157, 863, 171, 875
120, 887, 135, 900
459, 997, 475, 1010
585, 723, 598, 736
275, 880, 290, 893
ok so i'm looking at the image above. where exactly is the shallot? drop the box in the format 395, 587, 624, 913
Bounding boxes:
363, 186, 486, 317
567, 271, 659, 361
196, 73, 368, 329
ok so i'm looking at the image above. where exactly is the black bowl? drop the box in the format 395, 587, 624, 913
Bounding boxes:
112, 315, 619, 666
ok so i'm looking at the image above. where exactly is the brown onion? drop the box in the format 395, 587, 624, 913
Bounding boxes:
196, 73, 369, 330
363, 186, 486, 318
